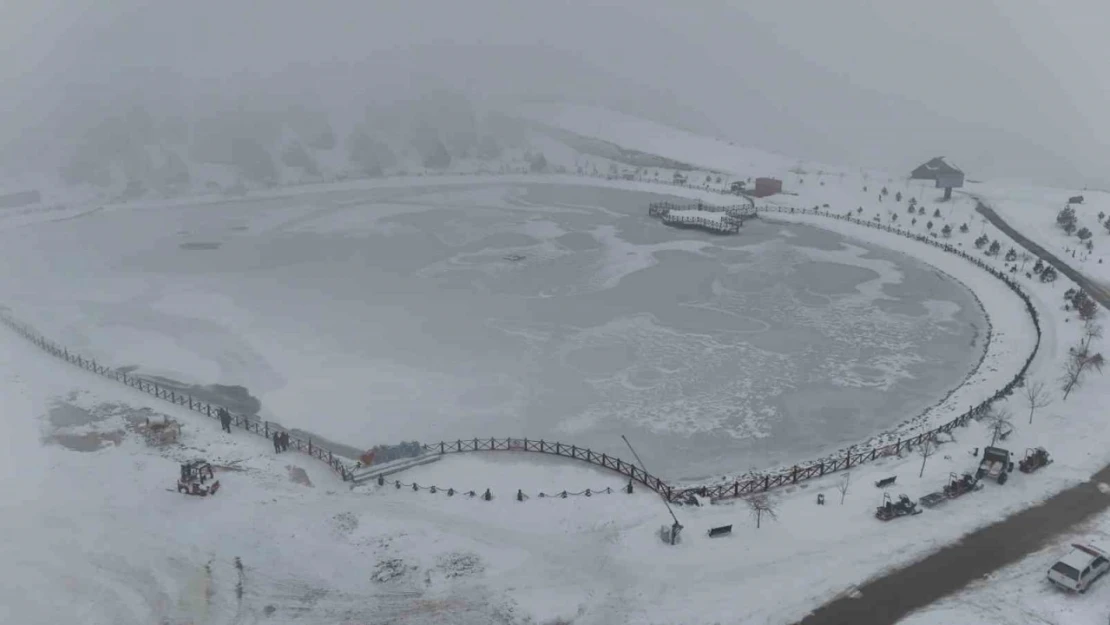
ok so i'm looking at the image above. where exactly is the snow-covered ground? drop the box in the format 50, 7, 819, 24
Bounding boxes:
7, 105, 1110, 624
968, 181, 1110, 286
517, 103, 804, 178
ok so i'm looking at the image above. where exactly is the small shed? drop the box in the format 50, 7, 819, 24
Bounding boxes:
753, 177, 783, 198
911, 157, 963, 182
912, 157, 964, 200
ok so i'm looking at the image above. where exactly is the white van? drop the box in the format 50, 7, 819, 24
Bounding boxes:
1047, 543, 1110, 593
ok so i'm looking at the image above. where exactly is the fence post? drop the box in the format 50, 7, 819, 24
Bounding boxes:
819, 461, 825, 476
308, 438, 313, 455
206, 405, 212, 417
440, 441, 445, 454
846, 449, 852, 468
264, 421, 269, 438
792, 465, 798, 484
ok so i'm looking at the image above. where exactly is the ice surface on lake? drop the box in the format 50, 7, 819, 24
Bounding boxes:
0, 183, 985, 480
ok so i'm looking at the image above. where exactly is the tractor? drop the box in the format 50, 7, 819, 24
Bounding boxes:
976, 446, 1014, 484
177, 460, 220, 496
1019, 447, 1052, 473
875, 493, 922, 521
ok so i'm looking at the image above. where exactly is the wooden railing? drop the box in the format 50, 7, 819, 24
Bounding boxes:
423, 438, 673, 497
0, 314, 356, 481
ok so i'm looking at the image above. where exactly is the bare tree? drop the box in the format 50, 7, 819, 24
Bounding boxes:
986, 406, 1014, 447
1022, 380, 1052, 424
918, 434, 937, 477
836, 472, 851, 505
1082, 319, 1103, 353
1061, 339, 1105, 401
746, 493, 779, 528
1019, 251, 1032, 272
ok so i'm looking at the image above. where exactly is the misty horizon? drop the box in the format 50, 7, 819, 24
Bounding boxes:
2, 1, 1107, 188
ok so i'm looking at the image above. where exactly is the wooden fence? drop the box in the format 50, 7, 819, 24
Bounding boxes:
423, 438, 672, 496
0, 314, 356, 481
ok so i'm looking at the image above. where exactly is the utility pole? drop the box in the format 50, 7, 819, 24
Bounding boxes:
622, 435, 683, 545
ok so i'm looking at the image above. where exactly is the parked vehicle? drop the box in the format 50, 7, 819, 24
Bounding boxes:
1048, 544, 1110, 593
976, 446, 1014, 484
943, 472, 983, 498
177, 460, 220, 497
875, 493, 921, 521
1019, 447, 1052, 473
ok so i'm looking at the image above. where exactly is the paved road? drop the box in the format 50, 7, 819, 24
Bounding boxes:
795, 201, 1110, 625
796, 468, 1110, 624
975, 198, 1110, 306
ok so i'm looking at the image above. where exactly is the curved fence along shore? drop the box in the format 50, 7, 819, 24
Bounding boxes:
421, 437, 670, 494
0, 191, 1042, 503
0, 313, 357, 482
660, 205, 1043, 502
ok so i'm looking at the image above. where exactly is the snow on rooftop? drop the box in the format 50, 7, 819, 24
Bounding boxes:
667, 208, 728, 223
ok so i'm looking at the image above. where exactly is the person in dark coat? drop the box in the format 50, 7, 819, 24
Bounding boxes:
279, 431, 290, 452
218, 408, 232, 433
272, 431, 281, 453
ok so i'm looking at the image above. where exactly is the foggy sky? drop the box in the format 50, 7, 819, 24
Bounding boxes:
2, 0, 1107, 186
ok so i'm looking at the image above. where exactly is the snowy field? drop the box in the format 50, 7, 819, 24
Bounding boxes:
0, 181, 988, 481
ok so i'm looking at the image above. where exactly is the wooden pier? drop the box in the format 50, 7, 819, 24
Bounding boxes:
647, 202, 757, 234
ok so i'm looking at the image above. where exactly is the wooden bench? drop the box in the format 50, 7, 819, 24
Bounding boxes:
875, 476, 897, 489
708, 525, 733, 538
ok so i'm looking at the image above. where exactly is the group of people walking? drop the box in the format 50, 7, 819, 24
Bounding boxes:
217, 405, 292, 453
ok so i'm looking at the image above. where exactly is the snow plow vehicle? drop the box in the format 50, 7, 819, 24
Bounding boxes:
1020, 447, 1052, 474
975, 446, 1014, 484
177, 460, 220, 496
875, 493, 922, 521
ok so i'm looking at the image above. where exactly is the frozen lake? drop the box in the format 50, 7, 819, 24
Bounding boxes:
0, 183, 985, 480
